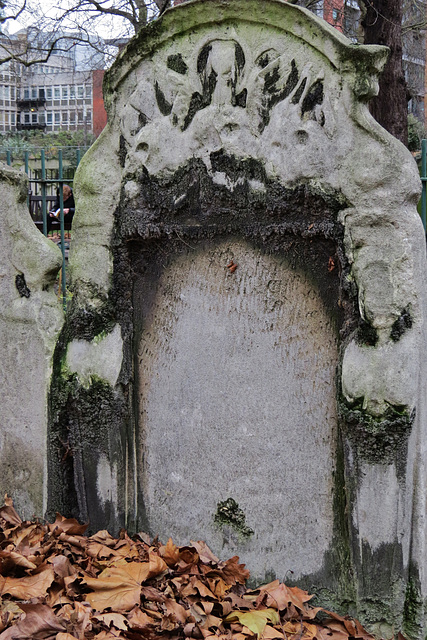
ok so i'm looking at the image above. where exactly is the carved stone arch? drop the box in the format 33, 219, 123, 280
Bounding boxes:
49, 1, 427, 635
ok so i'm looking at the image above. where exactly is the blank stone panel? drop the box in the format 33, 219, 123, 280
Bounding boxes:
136, 240, 338, 582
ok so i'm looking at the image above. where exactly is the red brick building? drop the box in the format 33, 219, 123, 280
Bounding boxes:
92, 70, 108, 138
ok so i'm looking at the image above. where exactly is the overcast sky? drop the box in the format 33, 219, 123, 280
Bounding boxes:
6, 0, 128, 39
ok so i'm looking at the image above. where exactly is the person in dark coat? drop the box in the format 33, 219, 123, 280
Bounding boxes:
47, 184, 75, 233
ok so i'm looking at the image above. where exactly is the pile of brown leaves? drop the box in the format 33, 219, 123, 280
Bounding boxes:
0, 496, 375, 640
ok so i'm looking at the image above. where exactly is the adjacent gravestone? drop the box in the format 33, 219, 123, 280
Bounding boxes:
0, 165, 63, 518
46, 1, 427, 636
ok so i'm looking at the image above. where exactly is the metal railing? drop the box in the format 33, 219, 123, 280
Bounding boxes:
3, 146, 88, 309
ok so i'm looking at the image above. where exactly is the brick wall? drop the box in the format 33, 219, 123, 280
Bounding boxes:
93, 69, 108, 137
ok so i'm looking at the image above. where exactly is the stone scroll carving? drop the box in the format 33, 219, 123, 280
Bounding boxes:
47, 1, 427, 637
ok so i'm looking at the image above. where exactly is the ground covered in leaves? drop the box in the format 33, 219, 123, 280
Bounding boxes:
0, 497, 377, 640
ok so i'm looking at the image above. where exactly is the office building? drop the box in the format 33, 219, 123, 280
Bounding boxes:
0, 28, 107, 135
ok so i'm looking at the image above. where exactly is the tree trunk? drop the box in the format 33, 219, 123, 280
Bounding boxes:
362, 0, 408, 146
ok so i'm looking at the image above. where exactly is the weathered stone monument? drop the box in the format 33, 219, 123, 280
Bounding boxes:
2, 0, 427, 636
0, 166, 63, 517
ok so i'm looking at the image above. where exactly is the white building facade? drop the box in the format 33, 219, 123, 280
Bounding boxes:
0, 29, 105, 135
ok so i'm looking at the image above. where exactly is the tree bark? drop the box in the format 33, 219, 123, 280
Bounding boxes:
362, 0, 408, 146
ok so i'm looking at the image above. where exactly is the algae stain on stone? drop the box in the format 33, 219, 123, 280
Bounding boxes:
214, 498, 254, 539
402, 573, 425, 640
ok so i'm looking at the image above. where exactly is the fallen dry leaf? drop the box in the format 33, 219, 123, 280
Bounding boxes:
0, 603, 66, 639
0, 566, 55, 600
225, 608, 280, 638
126, 607, 157, 630
83, 553, 167, 612
49, 515, 88, 537
160, 538, 181, 567
92, 611, 128, 630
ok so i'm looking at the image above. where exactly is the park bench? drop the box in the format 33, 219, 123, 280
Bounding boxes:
29, 193, 73, 234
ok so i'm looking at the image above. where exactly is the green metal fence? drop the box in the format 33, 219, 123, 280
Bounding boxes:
3, 146, 89, 309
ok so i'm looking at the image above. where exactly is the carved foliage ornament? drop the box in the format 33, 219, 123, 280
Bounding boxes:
124, 38, 327, 142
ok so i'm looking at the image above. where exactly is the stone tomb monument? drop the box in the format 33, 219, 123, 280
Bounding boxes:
1, 0, 427, 635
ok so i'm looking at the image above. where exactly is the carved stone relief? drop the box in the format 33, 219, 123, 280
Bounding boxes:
117, 30, 339, 183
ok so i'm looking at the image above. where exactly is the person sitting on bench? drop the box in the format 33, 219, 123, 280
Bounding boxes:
47, 184, 75, 233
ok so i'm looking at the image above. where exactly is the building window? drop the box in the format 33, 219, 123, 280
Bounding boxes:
62, 86, 68, 99
5, 112, 9, 125
11, 112, 15, 125
54, 86, 60, 99
31, 112, 38, 124
24, 113, 30, 124
4, 86, 9, 100
46, 87, 52, 99
78, 111, 83, 122
39, 88, 45, 99
86, 109, 92, 122
332, 8, 339, 20
10, 86, 15, 100
77, 85, 84, 98
31, 87, 37, 99
24, 87, 30, 100
85, 85, 92, 99
54, 112, 60, 124
69, 85, 75, 99
69, 111, 76, 123
62, 111, 68, 123
47, 112, 53, 124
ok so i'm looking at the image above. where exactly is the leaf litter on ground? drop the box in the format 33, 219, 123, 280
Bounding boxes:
0, 496, 389, 640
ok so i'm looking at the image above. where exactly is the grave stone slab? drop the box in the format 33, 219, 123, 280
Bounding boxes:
46, 1, 427, 635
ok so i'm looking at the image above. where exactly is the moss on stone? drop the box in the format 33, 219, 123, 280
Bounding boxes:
65, 296, 116, 343
15, 273, 31, 298
47, 367, 127, 530
167, 53, 188, 75
214, 498, 254, 538
339, 399, 414, 464
390, 308, 413, 342
356, 319, 378, 347
403, 573, 425, 640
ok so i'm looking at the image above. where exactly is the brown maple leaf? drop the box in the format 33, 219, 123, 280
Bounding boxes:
0, 603, 66, 639
0, 565, 55, 600
83, 554, 167, 612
